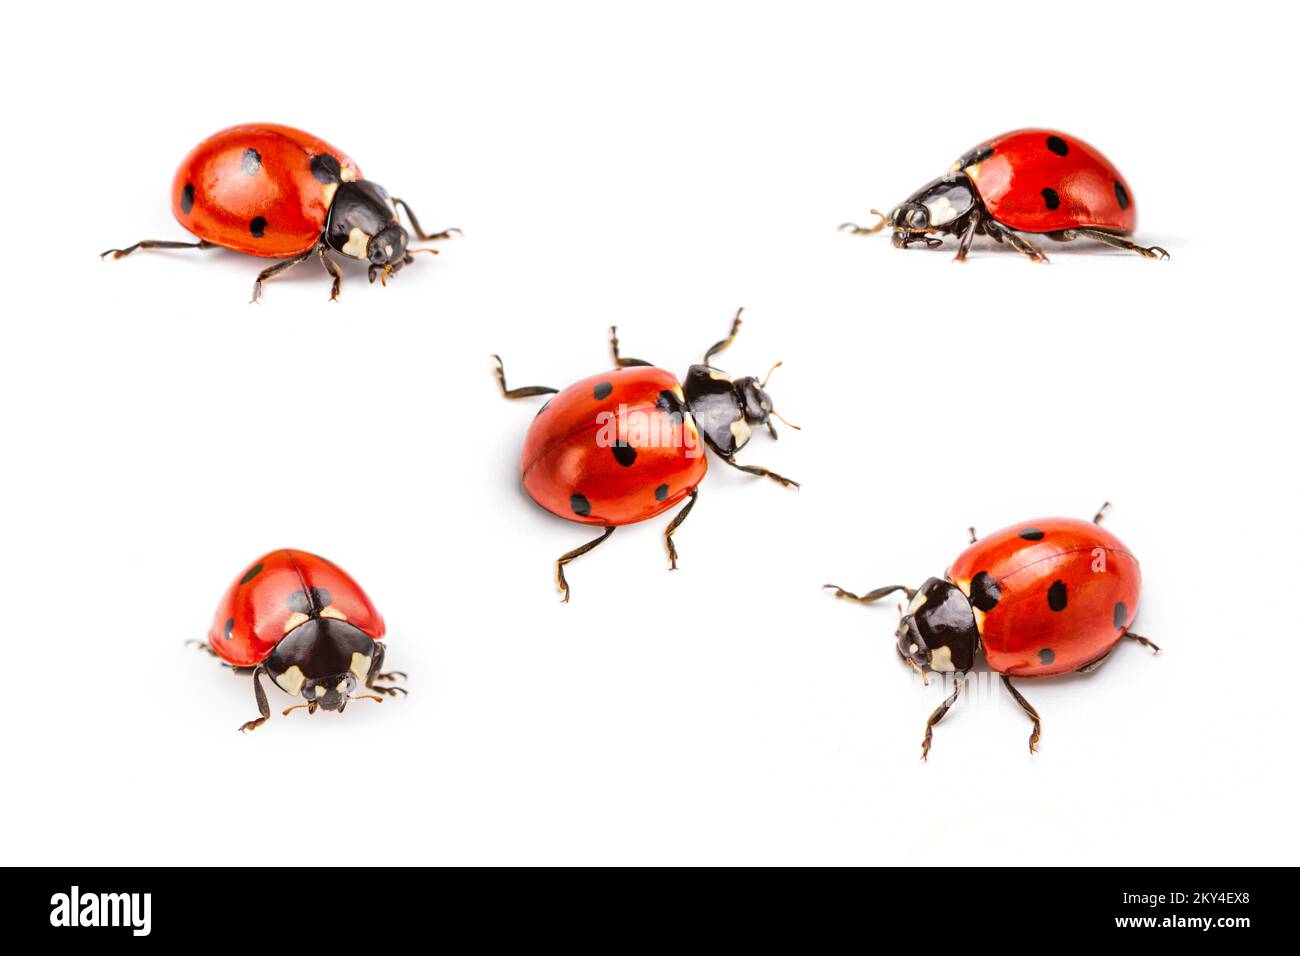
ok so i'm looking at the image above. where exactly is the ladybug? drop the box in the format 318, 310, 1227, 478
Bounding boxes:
102, 123, 458, 301
841, 129, 1167, 262
494, 310, 800, 602
825, 504, 1159, 758
192, 549, 406, 732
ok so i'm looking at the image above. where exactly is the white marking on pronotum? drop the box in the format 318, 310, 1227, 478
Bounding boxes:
730, 419, 751, 447
708, 369, 732, 382
49, 886, 151, 936
929, 646, 955, 672
349, 652, 371, 680
925, 195, 960, 226
342, 227, 370, 259
276, 665, 306, 696
906, 590, 928, 614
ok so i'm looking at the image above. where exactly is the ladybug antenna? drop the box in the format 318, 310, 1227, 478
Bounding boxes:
405, 247, 442, 257
838, 209, 892, 235
770, 409, 800, 431
761, 360, 782, 388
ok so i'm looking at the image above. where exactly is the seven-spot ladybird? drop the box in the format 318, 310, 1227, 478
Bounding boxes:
493, 310, 800, 601
192, 549, 406, 732
842, 129, 1168, 262
825, 504, 1159, 758
102, 123, 458, 301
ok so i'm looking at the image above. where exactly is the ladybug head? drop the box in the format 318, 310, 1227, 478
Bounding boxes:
889, 173, 976, 249
733, 362, 799, 441
894, 578, 978, 678
324, 180, 410, 268
300, 672, 359, 713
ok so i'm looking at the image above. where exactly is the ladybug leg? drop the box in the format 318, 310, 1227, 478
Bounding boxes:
953, 210, 981, 262
184, 639, 221, 660
721, 455, 799, 489
822, 583, 916, 604
662, 488, 698, 571
492, 355, 559, 399
1124, 631, 1162, 654
100, 238, 215, 259
921, 676, 963, 761
1092, 501, 1111, 524
1062, 228, 1169, 260
555, 526, 616, 603
609, 326, 653, 367
982, 221, 1049, 263
238, 665, 273, 734
364, 641, 408, 697
316, 243, 343, 301
250, 250, 313, 304
702, 308, 744, 365
1000, 675, 1042, 754
390, 198, 462, 243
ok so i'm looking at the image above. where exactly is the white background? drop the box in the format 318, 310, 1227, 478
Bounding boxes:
2, 1, 1296, 865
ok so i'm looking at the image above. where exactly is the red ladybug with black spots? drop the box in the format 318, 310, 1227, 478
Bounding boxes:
842, 129, 1167, 262
826, 504, 1159, 758
192, 549, 406, 731
103, 123, 458, 301
494, 310, 800, 602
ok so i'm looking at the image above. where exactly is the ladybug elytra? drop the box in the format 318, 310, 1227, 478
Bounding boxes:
843, 129, 1167, 262
194, 549, 406, 732
103, 123, 458, 301
494, 310, 800, 602
826, 504, 1159, 758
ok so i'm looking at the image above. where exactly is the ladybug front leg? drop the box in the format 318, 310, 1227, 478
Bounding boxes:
921, 676, 964, 761
702, 308, 744, 365
250, 250, 314, 304
609, 326, 652, 367
662, 489, 698, 570
1060, 228, 1169, 260
555, 526, 616, 603
100, 238, 215, 259
390, 198, 462, 243
492, 355, 559, 399
721, 455, 799, 489
1000, 675, 1042, 754
823, 583, 917, 604
365, 641, 408, 698
953, 210, 982, 262
238, 665, 273, 734
982, 220, 1049, 263
316, 243, 343, 301
837, 209, 891, 236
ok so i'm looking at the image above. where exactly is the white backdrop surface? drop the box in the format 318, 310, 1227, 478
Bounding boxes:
1, 1, 1295, 865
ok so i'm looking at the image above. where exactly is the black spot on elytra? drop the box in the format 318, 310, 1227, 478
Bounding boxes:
654, 483, 669, 501
224, 617, 235, 640
239, 563, 264, 585
1019, 528, 1045, 541
1047, 579, 1068, 612
1114, 180, 1131, 211
1046, 135, 1069, 157
1042, 188, 1061, 211
180, 183, 195, 214
612, 441, 637, 467
286, 587, 332, 615
970, 571, 1001, 611
1038, 647, 1056, 665
1114, 601, 1128, 629
242, 148, 261, 176
249, 216, 267, 238
310, 153, 342, 184
593, 381, 613, 400
570, 493, 591, 517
